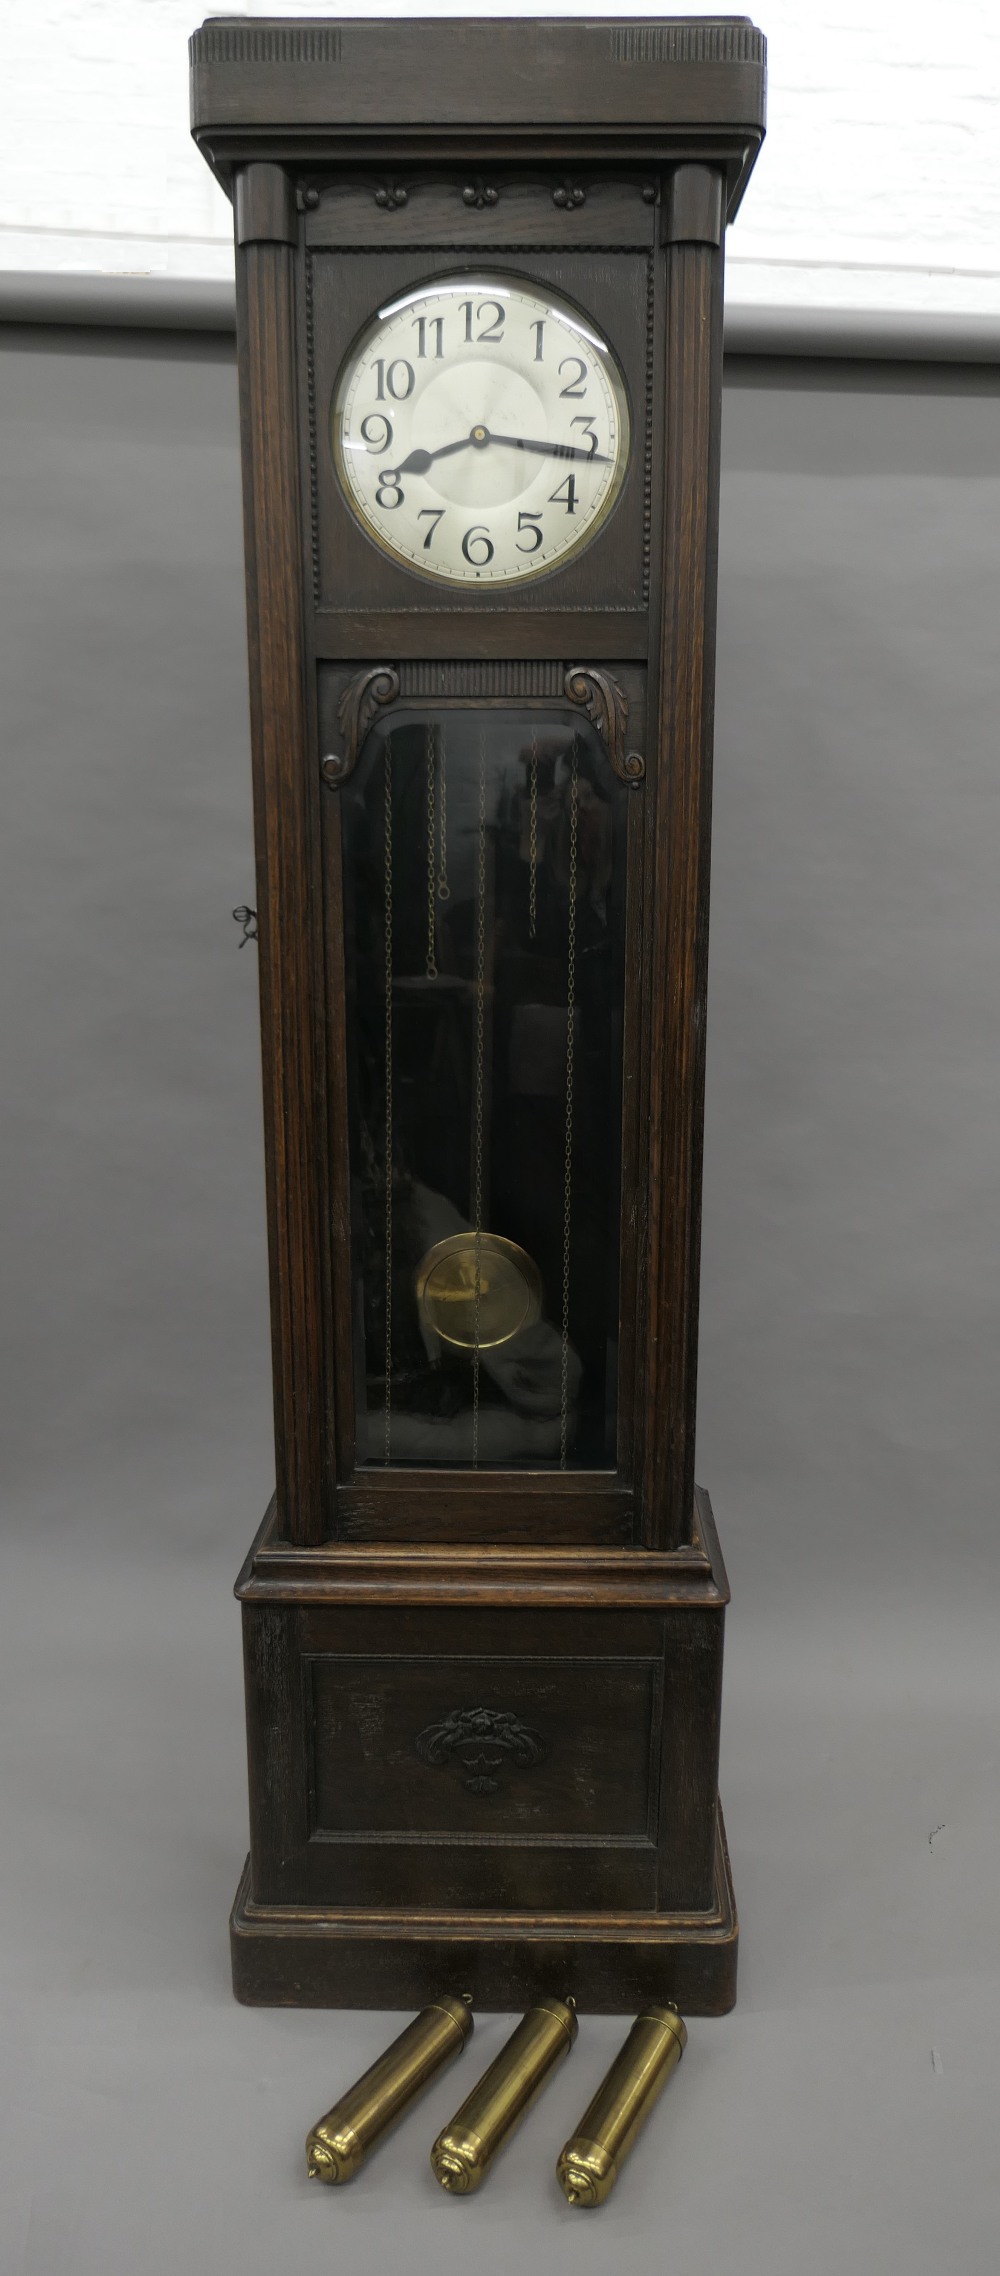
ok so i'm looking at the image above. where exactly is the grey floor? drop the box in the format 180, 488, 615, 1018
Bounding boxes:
2, 330, 998, 2274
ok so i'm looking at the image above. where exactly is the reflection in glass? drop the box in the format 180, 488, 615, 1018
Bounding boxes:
341, 706, 626, 1469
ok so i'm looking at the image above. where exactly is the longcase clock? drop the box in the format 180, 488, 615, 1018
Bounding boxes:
190, 14, 767, 2012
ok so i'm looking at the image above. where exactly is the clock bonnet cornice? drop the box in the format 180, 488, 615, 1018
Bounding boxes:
191, 15, 767, 2015
190, 17, 766, 200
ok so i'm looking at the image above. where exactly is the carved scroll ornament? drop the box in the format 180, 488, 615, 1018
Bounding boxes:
321, 666, 400, 785
322, 662, 645, 787
564, 667, 645, 782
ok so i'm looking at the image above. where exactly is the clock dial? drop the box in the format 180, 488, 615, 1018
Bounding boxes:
331, 273, 631, 586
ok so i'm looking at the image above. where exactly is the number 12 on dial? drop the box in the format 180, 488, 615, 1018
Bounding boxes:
331, 272, 631, 586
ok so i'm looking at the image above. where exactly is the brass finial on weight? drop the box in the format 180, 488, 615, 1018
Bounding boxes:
431, 1997, 578, 2194
556, 2004, 687, 2207
306, 1995, 473, 2184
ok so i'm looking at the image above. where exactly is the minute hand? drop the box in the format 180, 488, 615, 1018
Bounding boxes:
488, 433, 610, 465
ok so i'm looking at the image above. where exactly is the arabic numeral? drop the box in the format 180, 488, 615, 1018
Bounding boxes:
558, 356, 588, 399
549, 475, 578, 514
373, 357, 415, 401
360, 413, 393, 453
516, 511, 544, 553
462, 524, 494, 566
570, 416, 598, 458
530, 319, 545, 361
412, 315, 444, 359
460, 299, 506, 344
375, 472, 404, 508
418, 508, 445, 550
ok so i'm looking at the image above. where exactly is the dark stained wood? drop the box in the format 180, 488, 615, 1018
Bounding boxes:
313, 609, 650, 661
241, 1600, 299, 1889
330, 1481, 634, 1549
235, 1489, 724, 1609
240, 1594, 721, 1919
190, 17, 765, 215
663, 159, 725, 246
234, 159, 297, 245
229, 1811, 738, 2013
644, 204, 726, 1550
310, 1653, 660, 1841
317, 778, 354, 1485
236, 220, 330, 1546
194, 21, 765, 2015
305, 173, 657, 251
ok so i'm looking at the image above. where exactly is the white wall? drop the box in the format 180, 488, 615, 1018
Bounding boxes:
3, 1, 1000, 314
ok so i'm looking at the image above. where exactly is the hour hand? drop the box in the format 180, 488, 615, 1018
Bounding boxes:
383, 434, 477, 479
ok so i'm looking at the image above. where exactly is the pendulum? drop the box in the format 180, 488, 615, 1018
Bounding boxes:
415, 1232, 542, 1351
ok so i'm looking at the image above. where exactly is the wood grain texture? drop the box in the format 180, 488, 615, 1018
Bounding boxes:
644, 199, 726, 1549
229, 1809, 738, 2013
240, 1593, 724, 1919
304, 174, 657, 250
235, 1488, 727, 1607
313, 610, 650, 660
236, 196, 329, 1545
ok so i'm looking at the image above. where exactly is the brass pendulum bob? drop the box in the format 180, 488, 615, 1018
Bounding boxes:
555, 2004, 687, 2207
306, 1995, 473, 2184
431, 1997, 578, 2194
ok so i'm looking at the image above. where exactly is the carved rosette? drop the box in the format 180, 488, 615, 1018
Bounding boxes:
564, 667, 645, 781
463, 179, 500, 208
416, 1706, 545, 1795
321, 666, 401, 784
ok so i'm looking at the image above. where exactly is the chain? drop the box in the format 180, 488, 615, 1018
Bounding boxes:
528, 733, 538, 940
383, 738, 394, 1466
425, 724, 438, 979
559, 746, 579, 1470
436, 735, 450, 903
471, 726, 487, 1467
426, 726, 450, 980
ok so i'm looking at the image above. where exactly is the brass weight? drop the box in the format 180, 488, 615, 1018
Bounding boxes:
306, 1995, 473, 2184
556, 2004, 687, 2207
431, 1998, 578, 2194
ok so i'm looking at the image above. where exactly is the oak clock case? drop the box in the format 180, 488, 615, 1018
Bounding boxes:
189, 11, 767, 2019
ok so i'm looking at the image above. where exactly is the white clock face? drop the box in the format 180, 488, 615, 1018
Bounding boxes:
331, 273, 631, 587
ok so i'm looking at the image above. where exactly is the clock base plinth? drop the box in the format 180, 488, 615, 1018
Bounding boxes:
229, 1814, 737, 2016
